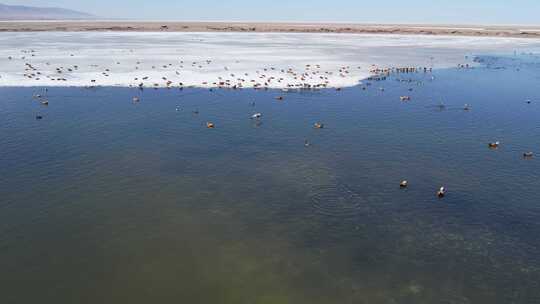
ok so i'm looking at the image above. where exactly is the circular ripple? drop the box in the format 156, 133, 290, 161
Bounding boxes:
310, 181, 368, 218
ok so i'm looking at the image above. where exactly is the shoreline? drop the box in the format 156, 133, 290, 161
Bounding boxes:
2, 31, 538, 89
1, 21, 540, 38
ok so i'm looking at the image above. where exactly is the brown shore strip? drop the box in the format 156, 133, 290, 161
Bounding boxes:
1, 21, 540, 38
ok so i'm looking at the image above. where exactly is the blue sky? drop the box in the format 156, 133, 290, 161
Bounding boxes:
3, 0, 540, 25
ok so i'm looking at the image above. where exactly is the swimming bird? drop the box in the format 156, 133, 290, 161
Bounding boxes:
206, 122, 215, 128
304, 139, 310, 147
132, 97, 140, 103
400, 180, 408, 188
438, 102, 446, 110
488, 141, 500, 148
437, 187, 446, 198
275, 96, 284, 101
251, 113, 262, 119
314, 122, 324, 129
400, 96, 411, 101
463, 104, 471, 110
523, 152, 534, 158
35, 115, 43, 120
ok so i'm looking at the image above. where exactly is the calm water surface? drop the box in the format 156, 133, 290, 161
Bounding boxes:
1, 54, 540, 303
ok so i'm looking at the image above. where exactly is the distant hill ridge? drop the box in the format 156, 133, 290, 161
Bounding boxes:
0, 3, 94, 20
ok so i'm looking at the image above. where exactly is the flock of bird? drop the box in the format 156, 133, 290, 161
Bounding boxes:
12, 48, 536, 199
5, 48, 381, 89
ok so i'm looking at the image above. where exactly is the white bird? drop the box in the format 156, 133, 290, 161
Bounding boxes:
523, 152, 534, 158
251, 113, 262, 119
437, 187, 446, 198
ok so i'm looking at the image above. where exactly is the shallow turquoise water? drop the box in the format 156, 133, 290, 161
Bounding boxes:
1, 55, 540, 303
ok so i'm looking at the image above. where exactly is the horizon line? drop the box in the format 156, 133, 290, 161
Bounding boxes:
1, 19, 540, 28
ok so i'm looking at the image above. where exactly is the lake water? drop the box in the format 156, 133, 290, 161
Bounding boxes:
1, 53, 540, 303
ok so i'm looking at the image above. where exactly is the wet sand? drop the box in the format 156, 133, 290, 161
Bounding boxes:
4, 31, 540, 88
1, 21, 540, 38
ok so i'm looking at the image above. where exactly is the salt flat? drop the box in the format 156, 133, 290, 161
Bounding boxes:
1, 32, 540, 88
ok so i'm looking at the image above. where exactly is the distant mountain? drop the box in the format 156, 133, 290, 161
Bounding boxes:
0, 3, 95, 20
